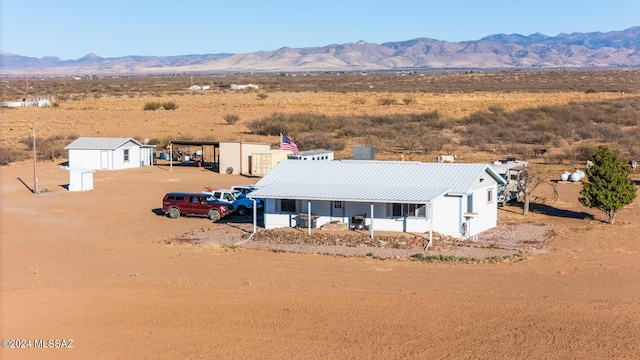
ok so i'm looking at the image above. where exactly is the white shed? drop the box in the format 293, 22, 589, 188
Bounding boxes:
65, 137, 153, 170
67, 167, 96, 191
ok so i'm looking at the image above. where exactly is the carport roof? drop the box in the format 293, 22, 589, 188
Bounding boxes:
169, 140, 220, 146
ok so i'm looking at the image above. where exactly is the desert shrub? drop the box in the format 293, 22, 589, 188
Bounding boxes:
378, 98, 397, 105
247, 114, 290, 136
223, 114, 240, 125
0, 146, 29, 165
403, 97, 416, 105
298, 132, 345, 151
162, 101, 178, 110
421, 133, 450, 153
572, 144, 599, 161
256, 92, 268, 100
17, 134, 75, 161
351, 97, 366, 105
143, 101, 162, 111
547, 153, 568, 165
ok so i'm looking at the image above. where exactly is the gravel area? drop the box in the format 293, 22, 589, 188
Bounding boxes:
165, 221, 554, 261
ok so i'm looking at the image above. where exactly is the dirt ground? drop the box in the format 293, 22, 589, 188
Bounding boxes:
1, 157, 639, 359
1, 89, 640, 359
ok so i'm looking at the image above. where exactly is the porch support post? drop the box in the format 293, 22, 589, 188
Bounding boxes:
169, 143, 173, 172
252, 198, 257, 234
307, 200, 312, 236
370, 203, 374, 238
425, 202, 433, 251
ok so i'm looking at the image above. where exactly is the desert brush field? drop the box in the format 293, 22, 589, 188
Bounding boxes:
1, 71, 639, 359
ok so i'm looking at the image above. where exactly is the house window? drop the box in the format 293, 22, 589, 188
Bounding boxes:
123, 149, 130, 162
390, 203, 426, 218
487, 189, 493, 203
334, 201, 343, 209
280, 199, 296, 213
467, 194, 474, 213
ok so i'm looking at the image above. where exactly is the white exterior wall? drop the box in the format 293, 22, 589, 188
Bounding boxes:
431, 195, 464, 237
219, 142, 241, 174
68, 149, 105, 169
68, 170, 94, 191
113, 146, 141, 169
467, 184, 499, 236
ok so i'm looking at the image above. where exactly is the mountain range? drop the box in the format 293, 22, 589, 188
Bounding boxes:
1, 27, 639, 75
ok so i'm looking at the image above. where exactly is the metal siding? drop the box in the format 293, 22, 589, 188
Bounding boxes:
251, 150, 291, 176
219, 142, 241, 174
255, 160, 503, 194
241, 144, 270, 175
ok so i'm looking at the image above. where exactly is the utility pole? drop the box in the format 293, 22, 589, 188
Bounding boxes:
33, 130, 38, 194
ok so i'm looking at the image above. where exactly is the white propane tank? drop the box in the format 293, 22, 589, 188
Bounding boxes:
561, 171, 571, 181
576, 170, 585, 180
570, 171, 581, 182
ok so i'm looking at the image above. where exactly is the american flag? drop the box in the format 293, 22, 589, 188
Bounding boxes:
281, 134, 299, 154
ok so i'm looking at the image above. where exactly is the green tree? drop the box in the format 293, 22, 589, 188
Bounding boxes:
579, 145, 637, 224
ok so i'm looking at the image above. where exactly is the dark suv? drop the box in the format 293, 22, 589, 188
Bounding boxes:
162, 192, 232, 221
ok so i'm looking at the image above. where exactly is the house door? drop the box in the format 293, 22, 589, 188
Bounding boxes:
100, 150, 109, 169
332, 201, 345, 221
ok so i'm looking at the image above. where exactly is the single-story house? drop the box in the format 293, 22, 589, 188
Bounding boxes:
65, 137, 155, 170
248, 160, 507, 240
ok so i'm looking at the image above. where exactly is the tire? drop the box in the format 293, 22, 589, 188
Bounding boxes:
208, 209, 221, 222
168, 207, 180, 219
236, 205, 248, 216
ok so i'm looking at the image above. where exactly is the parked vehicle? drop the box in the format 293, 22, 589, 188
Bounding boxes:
490, 158, 528, 206
201, 188, 243, 204
162, 192, 232, 221
230, 195, 264, 216
231, 184, 258, 194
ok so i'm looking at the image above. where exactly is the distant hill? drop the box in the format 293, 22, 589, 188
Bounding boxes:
1, 27, 639, 75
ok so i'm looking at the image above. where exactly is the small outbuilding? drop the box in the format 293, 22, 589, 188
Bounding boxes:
65, 137, 154, 170
66, 167, 96, 191
219, 142, 270, 175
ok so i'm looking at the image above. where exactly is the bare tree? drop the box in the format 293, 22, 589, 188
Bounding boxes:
519, 167, 545, 215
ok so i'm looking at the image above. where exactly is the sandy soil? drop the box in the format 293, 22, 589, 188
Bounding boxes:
1, 156, 639, 359
1, 90, 640, 359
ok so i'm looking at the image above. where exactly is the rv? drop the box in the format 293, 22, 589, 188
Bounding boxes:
490, 158, 528, 206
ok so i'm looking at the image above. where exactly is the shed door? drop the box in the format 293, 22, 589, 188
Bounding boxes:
100, 150, 109, 169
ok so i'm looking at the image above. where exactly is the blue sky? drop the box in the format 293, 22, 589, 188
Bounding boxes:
1, 0, 638, 60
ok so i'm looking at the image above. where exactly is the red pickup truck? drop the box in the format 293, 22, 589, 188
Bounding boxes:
162, 192, 232, 221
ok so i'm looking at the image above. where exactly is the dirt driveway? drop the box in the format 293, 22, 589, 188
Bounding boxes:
1, 160, 639, 359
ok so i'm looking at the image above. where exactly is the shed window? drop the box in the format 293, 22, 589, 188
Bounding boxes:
280, 199, 296, 213
334, 201, 343, 209
123, 149, 130, 162
487, 189, 493, 203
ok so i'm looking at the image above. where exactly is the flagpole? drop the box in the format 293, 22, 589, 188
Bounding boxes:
280, 133, 283, 150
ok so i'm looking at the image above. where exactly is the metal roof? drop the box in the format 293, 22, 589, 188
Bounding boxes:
250, 160, 506, 203
64, 137, 142, 150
